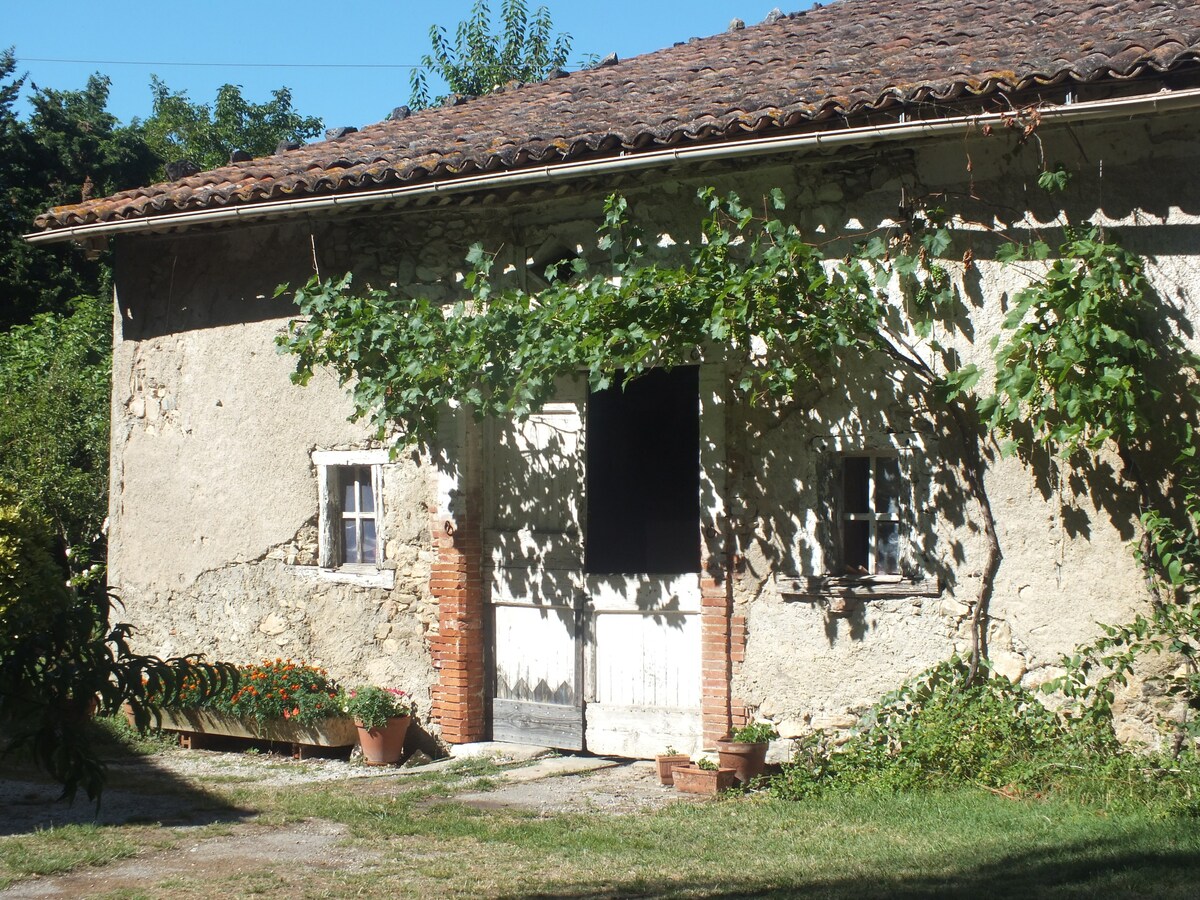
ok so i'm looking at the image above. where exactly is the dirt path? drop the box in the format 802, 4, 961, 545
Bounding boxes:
0, 745, 691, 897
1, 820, 369, 899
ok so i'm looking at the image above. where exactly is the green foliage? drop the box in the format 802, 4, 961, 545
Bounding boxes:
980, 226, 1178, 457
279, 173, 1200, 767
279, 189, 892, 444
1140, 445, 1200, 592
0, 53, 158, 328
409, 0, 572, 109
0, 482, 72, 649
976, 195, 1200, 745
1050, 462, 1200, 744
142, 77, 323, 174
771, 658, 1200, 812
0, 295, 111, 574
730, 721, 779, 744
340, 685, 415, 729
772, 659, 1076, 798
0, 487, 233, 805
1052, 601, 1200, 741
0, 585, 235, 803
1037, 165, 1072, 193
0, 55, 328, 805
695, 757, 718, 771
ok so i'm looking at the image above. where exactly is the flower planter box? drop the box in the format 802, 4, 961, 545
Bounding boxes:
134, 707, 358, 758
672, 765, 737, 795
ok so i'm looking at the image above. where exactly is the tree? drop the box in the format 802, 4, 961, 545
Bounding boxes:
0, 59, 328, 802
142, 78, 323, 174
409, 0, 572, 109
0, 294, 111, 570
0, 54, 159, 329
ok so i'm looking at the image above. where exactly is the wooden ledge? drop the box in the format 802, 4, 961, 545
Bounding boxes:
775, 575, 940, 601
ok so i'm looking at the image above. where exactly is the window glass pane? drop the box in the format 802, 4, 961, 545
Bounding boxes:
876, 522, 900, 574
843, 457, 869, 513
342, 473, 358, 513
843, 520, 870, 575
343, 520, 358, 563
362, 519, 377, 563
874, 456, 901, 516
360, 472, 374, 514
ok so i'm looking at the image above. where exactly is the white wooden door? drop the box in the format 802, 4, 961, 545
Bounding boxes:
583, 574, 703, 757
487, 384, 586, 749
487, 375, 703, 756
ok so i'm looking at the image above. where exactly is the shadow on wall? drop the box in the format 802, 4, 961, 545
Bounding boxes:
736, 352, 963, 648
114, 225, 323, 341
731, 196, 1197, 649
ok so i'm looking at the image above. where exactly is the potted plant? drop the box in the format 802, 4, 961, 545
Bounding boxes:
341, 685, 414, 765
654, 746, 692, 786
716, 721, 779, 786
672, 757, 736, 795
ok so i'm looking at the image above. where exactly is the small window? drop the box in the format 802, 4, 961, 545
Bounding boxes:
841, 454, 902, 576
338, 466, 378, 565
312, 450, 387, 574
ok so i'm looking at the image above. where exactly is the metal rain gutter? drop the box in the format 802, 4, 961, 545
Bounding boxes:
25, 86, 1200, 246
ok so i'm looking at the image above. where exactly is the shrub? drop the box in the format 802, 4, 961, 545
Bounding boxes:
1, 583, 234, 802
0, 481, 73, 648
730, 721, 779, 744
769, 657, 1200, 811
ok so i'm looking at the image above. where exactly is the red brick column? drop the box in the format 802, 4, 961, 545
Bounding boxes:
700, 567, 737, 743
428, 487, 487, 744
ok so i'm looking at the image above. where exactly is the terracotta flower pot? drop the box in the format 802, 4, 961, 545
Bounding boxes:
672, 765, 736, 795
355, 715, 411, 765
655, 754, 693, 785
715, 740, 769, 785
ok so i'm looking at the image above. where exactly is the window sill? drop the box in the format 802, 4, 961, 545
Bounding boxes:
289, 565, 395, 590
775, 574, 939, 601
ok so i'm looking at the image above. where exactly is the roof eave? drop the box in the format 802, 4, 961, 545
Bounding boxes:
26, 86, 1200, 247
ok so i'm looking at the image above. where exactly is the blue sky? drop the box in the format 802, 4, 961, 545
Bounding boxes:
4, 1, 808, 128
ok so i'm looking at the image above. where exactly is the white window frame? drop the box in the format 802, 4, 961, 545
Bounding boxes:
311, 449, 393, 589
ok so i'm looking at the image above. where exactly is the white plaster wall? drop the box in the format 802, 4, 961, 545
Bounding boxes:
108, 224, 441, 710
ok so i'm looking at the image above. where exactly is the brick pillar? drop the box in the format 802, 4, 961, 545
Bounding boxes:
429, 423, 488, 744
700, 570, 734, 744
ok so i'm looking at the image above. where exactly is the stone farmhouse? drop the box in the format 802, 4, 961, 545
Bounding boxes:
29, 0, 1200, 756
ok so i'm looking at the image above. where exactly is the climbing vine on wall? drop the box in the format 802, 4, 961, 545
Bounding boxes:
279, 177, 1200, 745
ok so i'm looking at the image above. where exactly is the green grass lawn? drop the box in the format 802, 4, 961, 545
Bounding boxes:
268, 785, 1200, 898
3, 726, 1198, 898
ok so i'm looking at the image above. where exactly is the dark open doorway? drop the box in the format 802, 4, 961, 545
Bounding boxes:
585, 367, 701, 574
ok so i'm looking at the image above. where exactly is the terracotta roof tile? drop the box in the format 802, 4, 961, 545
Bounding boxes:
34, 0, 1200, 231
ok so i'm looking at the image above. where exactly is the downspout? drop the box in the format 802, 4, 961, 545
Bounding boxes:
25, 87, 1200, 246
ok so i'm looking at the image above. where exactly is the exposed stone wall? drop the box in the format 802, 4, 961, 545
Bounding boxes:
108, 106, 1200, 751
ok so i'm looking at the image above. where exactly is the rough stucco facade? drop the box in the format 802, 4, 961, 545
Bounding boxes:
100, 101, 1200, 753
